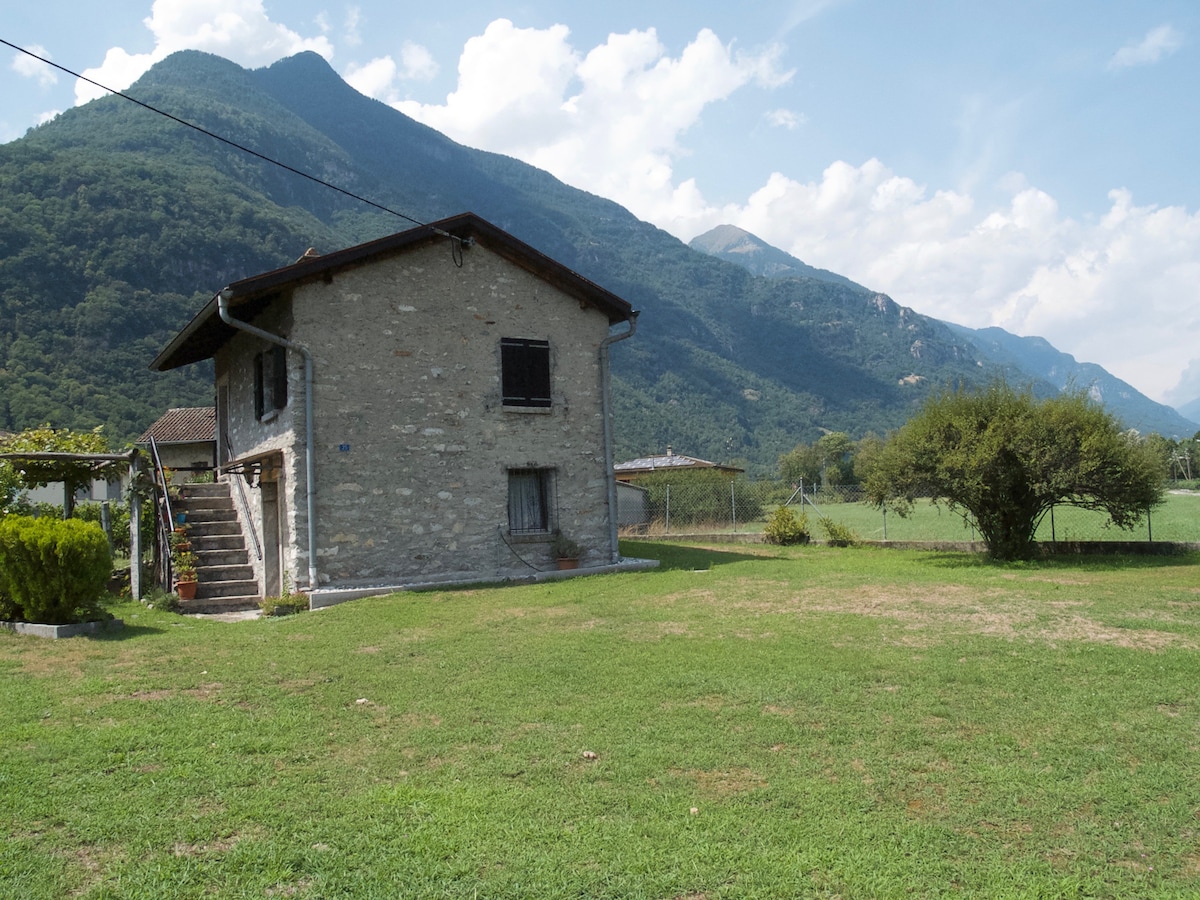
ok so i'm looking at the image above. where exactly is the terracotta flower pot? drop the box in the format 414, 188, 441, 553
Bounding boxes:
175, 579, 198, 601
557, 558, 579, 570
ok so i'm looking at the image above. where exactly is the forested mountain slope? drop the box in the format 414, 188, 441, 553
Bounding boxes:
2, 50, 1026, 472
692, 224, 1198, 440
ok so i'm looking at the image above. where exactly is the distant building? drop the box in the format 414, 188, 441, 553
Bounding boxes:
137, 406, 216, 477
613, 447, 744, 483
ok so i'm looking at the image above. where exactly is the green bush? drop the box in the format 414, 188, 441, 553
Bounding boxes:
762, 507, 811, 545
819, 516, 859, 547
0, 516, 113, 624
261, 591, 309, 617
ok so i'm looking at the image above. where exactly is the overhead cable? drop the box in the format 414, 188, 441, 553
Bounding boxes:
0, 38, 465, 249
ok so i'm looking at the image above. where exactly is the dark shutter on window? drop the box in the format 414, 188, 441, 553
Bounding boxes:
272, 345, 288, 411
253, 351, 265, 420
501, 338, 551, 408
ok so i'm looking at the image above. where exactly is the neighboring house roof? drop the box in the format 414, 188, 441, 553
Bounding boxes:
151, 212, 637, 371
614, 448, 744, 479
137, 407, 216, 444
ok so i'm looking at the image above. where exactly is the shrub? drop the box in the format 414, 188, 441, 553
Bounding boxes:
819, 516, 859, 547
143, 588, 180, 614
262, 590, 309, 617
262, 574, 309, 617
762, 507, 810, 545
0, 516, 113, 624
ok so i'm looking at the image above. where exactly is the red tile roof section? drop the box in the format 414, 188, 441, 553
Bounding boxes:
137, 407, 216, 444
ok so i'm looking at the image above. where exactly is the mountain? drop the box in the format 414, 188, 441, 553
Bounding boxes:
1176, 397, 1200, 426
940, 324, 1198, 438
688, 224, 862, 289
0, 50, 1138, 474
691, 225, 1199, 439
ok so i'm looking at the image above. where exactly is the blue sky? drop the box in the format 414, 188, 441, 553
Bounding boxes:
4, 0, 1199, 411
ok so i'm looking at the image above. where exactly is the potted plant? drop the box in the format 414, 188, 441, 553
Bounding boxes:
173, 550, 198, 601
169, 526, 191, 555
551, 533, 583, 570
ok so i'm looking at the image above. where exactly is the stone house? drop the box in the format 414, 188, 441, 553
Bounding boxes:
150, 213, 642, 604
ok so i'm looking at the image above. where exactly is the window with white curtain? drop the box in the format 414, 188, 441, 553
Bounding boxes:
507, 467, 556, 534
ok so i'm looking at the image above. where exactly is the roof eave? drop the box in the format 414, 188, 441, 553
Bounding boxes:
150, 212, 636, 371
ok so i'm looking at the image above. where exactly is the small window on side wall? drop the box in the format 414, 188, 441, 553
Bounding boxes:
507, 467, 556, 535
501, 338, 551, 408
254, 345, 288, 420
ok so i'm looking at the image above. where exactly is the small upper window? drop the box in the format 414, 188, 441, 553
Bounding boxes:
501, 338, 551, 408
254, 345, 287, 420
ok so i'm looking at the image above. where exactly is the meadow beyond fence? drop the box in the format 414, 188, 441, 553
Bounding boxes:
620, 479, 1200, 545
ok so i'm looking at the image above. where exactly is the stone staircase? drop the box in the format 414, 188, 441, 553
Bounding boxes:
175, 481, 261, 614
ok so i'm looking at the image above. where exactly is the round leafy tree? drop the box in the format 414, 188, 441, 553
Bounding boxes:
864, 383, 1166, 560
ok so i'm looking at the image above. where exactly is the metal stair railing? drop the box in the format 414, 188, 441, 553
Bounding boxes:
222, 432, 263, 562
148, 436, 175, 589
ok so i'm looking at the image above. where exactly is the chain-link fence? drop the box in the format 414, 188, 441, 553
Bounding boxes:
618, 478, 1200, 545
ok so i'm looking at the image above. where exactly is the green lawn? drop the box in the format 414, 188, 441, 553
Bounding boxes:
3, 542, 1200, 898
791, 490, 1200, 544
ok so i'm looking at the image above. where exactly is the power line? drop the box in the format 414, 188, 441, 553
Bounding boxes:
0, 38, 462, 246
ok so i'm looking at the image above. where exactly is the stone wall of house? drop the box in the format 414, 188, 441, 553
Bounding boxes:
214, 301, 301, 595
235, 238, 619, 590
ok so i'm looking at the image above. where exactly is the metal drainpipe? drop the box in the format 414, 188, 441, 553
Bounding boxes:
600, 313, 638, 564
218, 289, 319, 592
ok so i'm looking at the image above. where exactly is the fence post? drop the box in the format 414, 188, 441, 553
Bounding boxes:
1147, 505, 1152, 543
665, 484, 671, 535
1050, 505, 1056, 544
882, 507, 887, 541
731, 482, 737, 532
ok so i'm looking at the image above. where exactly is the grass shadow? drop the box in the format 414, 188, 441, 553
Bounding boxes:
620, 539, 777, 571
89, 622, 166, 640
920, 549, 1200, 572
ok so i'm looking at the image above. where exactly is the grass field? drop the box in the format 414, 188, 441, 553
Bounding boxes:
799, 491, 1200, 544
3, 542, 1200, 898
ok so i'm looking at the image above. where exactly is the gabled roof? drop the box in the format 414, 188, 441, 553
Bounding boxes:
151, 212, 636, 371
137, 407, 216, 444
614, 449, 744, 478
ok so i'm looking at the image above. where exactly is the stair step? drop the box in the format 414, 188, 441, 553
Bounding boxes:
192, 534, 246, 552
186, 519, 243, 536
196, 548, 249, 567
182, 595, 262, 615
197, 559, 254, 578
197, 578, 260, 599
180, 487, 229, 501
181, 508, 238, 525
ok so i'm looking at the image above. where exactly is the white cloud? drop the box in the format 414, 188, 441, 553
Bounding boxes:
1165, 359, 1200, 409
12, 45, 58, 88
75, 0, 334, 104
766, 108, 805, 129
700, 162, 1200, 402
345, 56, 399, 99
1109, 24, 1183, 70
393, 20, 791, 223
399, 41, 438, 81
343, 7, 363, 47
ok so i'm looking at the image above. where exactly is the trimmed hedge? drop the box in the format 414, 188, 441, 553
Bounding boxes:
0, 516, 112, 625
